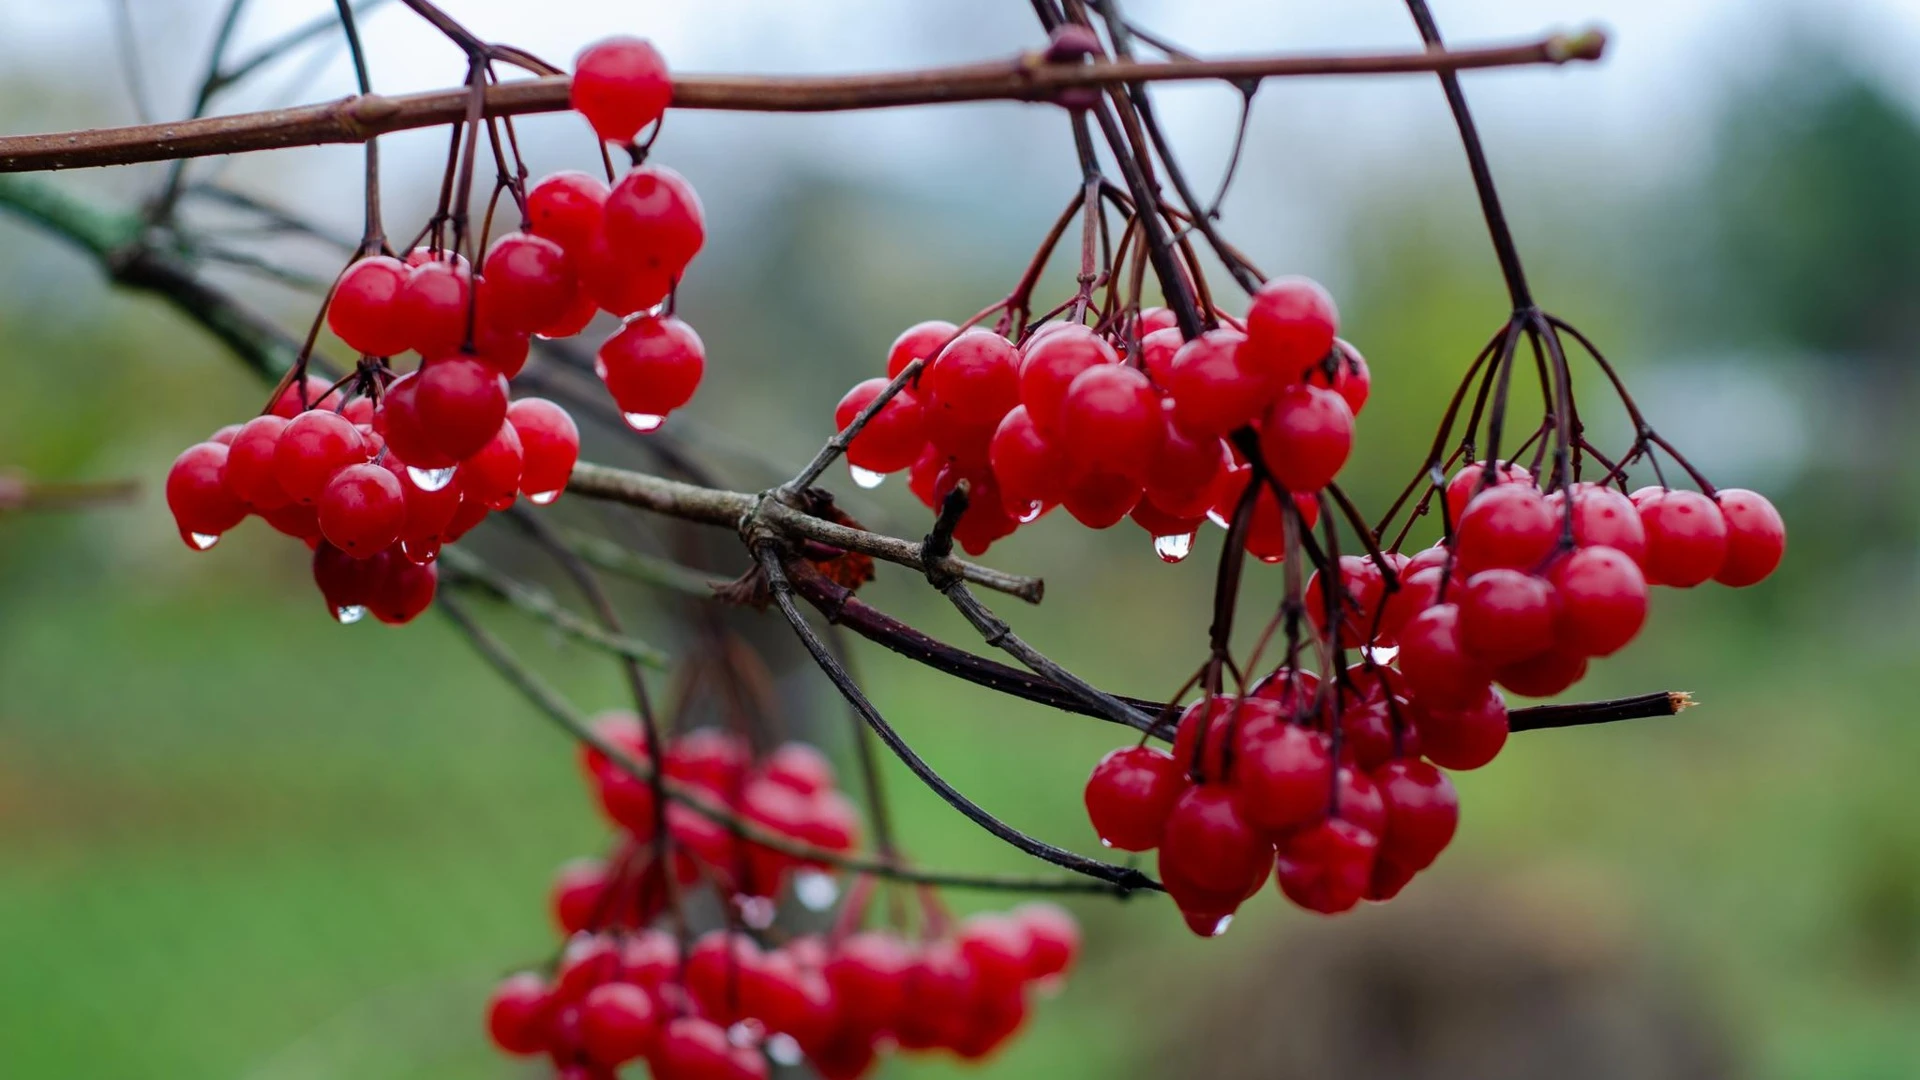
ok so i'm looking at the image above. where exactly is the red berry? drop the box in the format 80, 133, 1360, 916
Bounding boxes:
763, 742, 836, 796
1231, 723, 1334, 835
1243, 275, 1338, 381
1060, 469, 1141, 529
1160, 784, 1272, 899
486, 972, 552, 1055
374, 372, 455, 470
1018, 324, 1117, 436
956, 914, 1033, 998
1143, 401, 1229, 518
580, 982, 658, 1065
602, 165, 706, 279
458, 420, 526, 511
483, 232, 577, 333
527, 171, 609, 255
1305, 554, 1387, 648
824, 932, 911, 1033
989, 404, 1067, 518
653, 1016, 735, 1080
538, 288, 600, 340
1444, 460, 1532, 527
1454, 483, 1557, 574
572, 37, 672, 144
397, 257, 473, 357
597, 315, 705, 427
1311, 340, 1370, 416
415, 356, 510, 461
1550, 545, 1648, 656
551, 858, 612, 935
311, 541, 385, 619
1084, 745, 1185, 851
1372, 758, 1459, 872
1166, 328, 1276, 436
1275, 816, 1375, 915
886, 319, 958, 377
1456, 568, 1558, 666
166, 441, 250, 546
328, 255, 411, 356
269, 375, 333, 419
317, 463, 405, 557
1396, 603, 1491, 709
1414, 685, 1509, 770
1712, 488, 1785, 587
1552, 482, 1647, 566
1634, 488, 1728, 587
274, 410, 369, 505
1138, 326, 1184, 387
1058, 363, 1164, 481
366, 551, 438, 624
1014, 902, 1080, 979
223, 415, 292, 510
577, 223, 673, 316
1494, 644, 1588, 698
834, 378, 927, 474
926, 329, 1021, 426
507, 398, 581, 503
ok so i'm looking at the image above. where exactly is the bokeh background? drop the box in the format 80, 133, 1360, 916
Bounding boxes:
3, 1, 1919, 1076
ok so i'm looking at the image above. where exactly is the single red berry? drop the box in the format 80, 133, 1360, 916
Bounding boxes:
762, 742, 836, 796
458, 420, 525, 512
1634, 488, 1728, 587
1444, 460, 1532, 527
1058, 363, 1164, 482
1275, 816, 1376, 915
1413, 685, 1509, 770
1084, 745, 1185, 851
486, 972, 552, 1055
1494, 644, 1589, 698
273, 409, 369, 505
1230, 723, 1334, 835
1305, 554, 1387, 648
367, 550, 438, 624
260, 501, 323, 546
956, 914, 1033, 998
1166, 328, 1277, 436
653, 1017, 735, 1080
1712, 488, 1785, 587
834, 378, 927, 474
1017, 324, 1118, 436
824, 932, 911, 1033
268, 375, 333, 419
166, 442, 250, 547
415, 355, 510, 461
1396, 603, 1491, 709
328, 255, 411, 356
311, 541, 385, 620
1454, 483, 1557, 575
926, 329, 1021, 426
537, 288, 600, 340
1309, 339, 1370, 416
222, 415, 293, 511
1550, 482, 1648, 566
1549, 545, 1648, 656
317, 463, 405, 557
577, 222, 673, 316
1060, 469, 1141, 529
1456, 568, 1559, 666
483, 232, 577, 334
1160, 784, 1273, 898
551, 857, 612, 935
1243, 275, 1338, 381
1372, 758, 1459, 872
597, 315, 705, 428
1371, 554, 1433, 642
397, 257, 473, 357
571, 36, 672, 144
887, 319, 959, 378
989, 404, 1067, 518
665, 727, 751, 794
1138, 326, 1185, 388
554, 935, 624, 1005
1237, 478, 1322, 562
602, 165, 706, 279
507, 398, 582, 504
526, 171, 609, 255
580, 982, 658, 1065
1014, 901, 1079, 979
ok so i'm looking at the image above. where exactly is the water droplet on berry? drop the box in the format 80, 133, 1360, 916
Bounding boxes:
186, 531, 221, 551
794, 870, 840, 911
333, 605, 368, 625
593, 356, 608, 380
1099, 837, 1115, 849
849, 465, 887, 490
739, 895, 777, 929
623, 412, 666, 433
1153, 532, 1194, 563
401, 538, 440, 564
766, 1034, 803, 1067
408, 465, 456, 492
1208, 914, 1234, 937
1258, 553, 1284, 565
1016, 500, 1044, 524
1362, 644, 1400, 665
528, 489, 562, 506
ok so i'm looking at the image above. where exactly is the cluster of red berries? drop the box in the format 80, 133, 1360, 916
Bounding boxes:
488, 903, 1076, 1080
163, 35, 707, 621
832, 276, 1364, 558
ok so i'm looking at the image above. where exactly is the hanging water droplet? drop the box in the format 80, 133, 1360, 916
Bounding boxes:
528, 489, 562, 506
1257, 553, 1284, 565
1153, 532, 1194, 563
794, 870, 840, 911
1363, 644, 1401, 665
1016, 500, 1044, 524
186, 531, 221, 551
623, 412, 666, 433
1099, 837, 1115, 849
408, 465, 456, 492
739, 895, 777, 929
766, 1034, 803, 1067
401, 538, 440, 564
333, 605, 368, 625
849, 465, 887, 490
1209, 914, 1234, 937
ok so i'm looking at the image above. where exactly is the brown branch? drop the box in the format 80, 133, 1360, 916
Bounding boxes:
0, 31, 1607, 173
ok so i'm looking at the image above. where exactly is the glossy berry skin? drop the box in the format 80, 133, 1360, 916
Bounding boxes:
367, 551, 438, 624
1275, 817, 1376, 915
318, 463, 406, 557
926, 329, 1021, 426
824, 932, 911, 1033
1414, 685, 1509, 770
1712, 488, 1785, 587
602, 165, 706, 279
487, 972, 552, 1055
653, 1017, 735, 1080
887, 319, 958, 378
1495, 645, 1588, 698
1058, 363, 1163, 481
571, 36, 672, 144
1313, 340, 1370, 415
597, 315, 705, 422
1141, 402, 1229, 518
312, 541, 384, 616
398, 258, 473, 357
834, 378, 927, 474
1166, 328, 1274, 436
374, 372, 456, 470
273, 410, 368, 505
1305, 555, 1387, 648
1455, 483, 1557, 575
526, 171, 609, 255
1231, 723, 1334, 835
1372, 759, 1459, 873
269, 375, 333, 419
415, 356, 510, 461
222, 415, 292, 510
989, 405, 1068, 517
1018, 325, 1117, 436
1634, 488, 1728, 587
577, 225, 671, 316
1553, 482, 1647, 566
507, 398, 582, 503
1243, 275, 1338, 380
1160, 784, 1273, 899
1445, 460, 1532, 527
1060, 469, 1142, 530
1550, 545, 1648, 657
1396, 603, 1491, 709
1084, 745, 1185, 851
328, 255, 411, 356
166, 442, 250, 543
580, 982, 658, 1065
1457, 568, 1558, 666
458, 420, 526, 511
483, 233, 577, 333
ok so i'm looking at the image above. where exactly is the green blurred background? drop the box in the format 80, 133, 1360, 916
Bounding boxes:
3, 1, 1918, 1077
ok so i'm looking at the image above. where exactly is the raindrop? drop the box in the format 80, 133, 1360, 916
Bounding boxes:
739, 895, 777, 929
1363, 644, 1400, 665
766, 1034, 803, 1067
528, 489, 562, 506
401, 538, 440, 564
794, 870, 840, 911
1016, 500, 1044, 524
1209, 914, 1234, 937
1153, 532, 1194, 563
1099, 837, 1115, 849
333, 605, 368, 625
408, 465, 456, 492
186, 531, 221, 551
623, 412, 666, 433
849, 465, 887, 490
